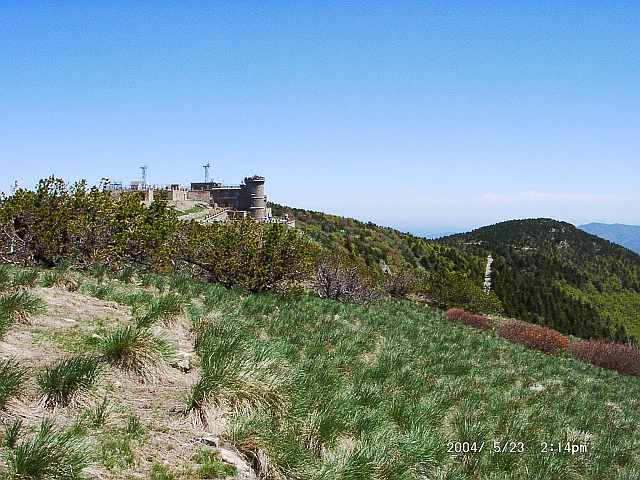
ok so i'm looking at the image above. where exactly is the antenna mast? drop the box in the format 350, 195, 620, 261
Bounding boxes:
203, 163, 211, 183
140, 166, 148, 188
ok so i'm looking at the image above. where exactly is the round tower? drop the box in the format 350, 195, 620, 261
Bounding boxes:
245, 175, 267, 221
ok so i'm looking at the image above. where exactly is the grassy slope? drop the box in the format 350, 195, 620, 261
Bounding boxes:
3, 268, 639, 479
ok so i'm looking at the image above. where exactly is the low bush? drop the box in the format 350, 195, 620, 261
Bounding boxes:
382, 271, 414, 298
314, 263, 381, 305
445, 308, 491, 330
37, 356, 101, 408
98, 325, 175, 378
570, 339, 640, 377
172, 218, 318, 293
0, 290, 46, 323
2, 417, 89, 480
497, 319, 568, 354
0, 358, 28, 409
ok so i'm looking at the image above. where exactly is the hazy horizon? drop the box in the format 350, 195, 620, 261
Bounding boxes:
2, 2, 638, 231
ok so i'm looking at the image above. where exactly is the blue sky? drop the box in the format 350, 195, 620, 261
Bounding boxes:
1, 2, 638, 235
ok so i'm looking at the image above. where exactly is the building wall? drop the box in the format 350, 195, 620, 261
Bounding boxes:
189, 176, 268, 220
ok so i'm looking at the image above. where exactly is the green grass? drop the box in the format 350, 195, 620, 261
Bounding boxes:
135, 293, 184, 328
0, 290, 46, 323
2, 417, 89, 480
12, 268, 40, 288
74, 271, 640, 479
0, 359, 28, 409
97, 325, 175, 378
37, 356, 101, 408
191, 450, 237, 478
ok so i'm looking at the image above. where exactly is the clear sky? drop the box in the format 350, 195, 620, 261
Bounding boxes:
2, 1, 638, 235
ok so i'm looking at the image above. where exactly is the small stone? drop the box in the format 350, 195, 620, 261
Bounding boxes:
196, 435, 219, 447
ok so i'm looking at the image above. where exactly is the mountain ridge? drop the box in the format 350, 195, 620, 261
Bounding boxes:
579, 222, 640, 254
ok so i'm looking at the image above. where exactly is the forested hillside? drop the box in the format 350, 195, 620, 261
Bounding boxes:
270, 204, 483, 276
441, 219, 640, 341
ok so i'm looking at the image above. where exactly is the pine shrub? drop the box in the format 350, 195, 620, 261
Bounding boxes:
570, 339, 640, 377
497, 319, 568, 354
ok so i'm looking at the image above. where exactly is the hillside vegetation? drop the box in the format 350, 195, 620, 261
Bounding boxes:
442, 219, 640, 341
1, 266, 640, 479
272, 205, 640, 342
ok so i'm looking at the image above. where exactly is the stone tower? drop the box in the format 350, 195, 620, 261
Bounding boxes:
245, 175, 267, 220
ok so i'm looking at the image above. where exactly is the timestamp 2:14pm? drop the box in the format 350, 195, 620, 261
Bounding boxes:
541, 442, 588, 454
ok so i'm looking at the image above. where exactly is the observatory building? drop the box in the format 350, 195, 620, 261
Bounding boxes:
190, 175, 269, 221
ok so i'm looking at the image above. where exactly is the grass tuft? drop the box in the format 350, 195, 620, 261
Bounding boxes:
135, 293, 184, 328
0, 290, 46, 323
186, 331, 285, 423
41, 269, 78, 291
0, 265, 13, 291
3, 417, 90, 480
12, 268, 40, 288
0, 358, 28, 409
37, 356, 101, 408
97, 325, 175, 378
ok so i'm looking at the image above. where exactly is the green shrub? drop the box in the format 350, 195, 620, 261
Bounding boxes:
172, 219, 318, 292
0, 290, 46, 323
37, 356, 101, 408
0, 358, 28, 409
98, 325, 174, 377
3, 417, 89, 480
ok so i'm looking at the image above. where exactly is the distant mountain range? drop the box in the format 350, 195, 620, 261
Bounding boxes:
579, 223, 640, 254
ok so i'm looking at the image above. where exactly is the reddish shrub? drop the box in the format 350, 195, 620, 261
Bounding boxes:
570, 340, 640, 377
445, 308, 466, 322
497, 319, 568, 354
445, 308, 491, 330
